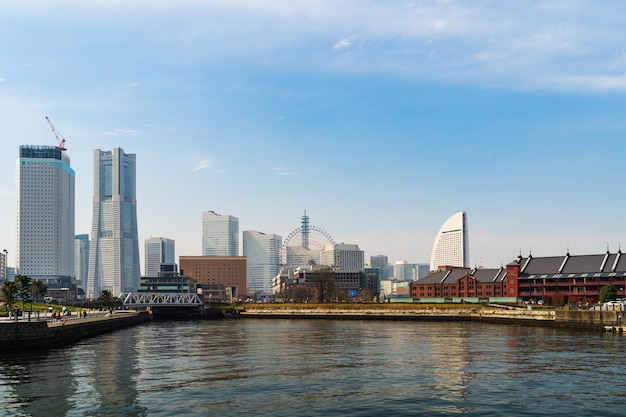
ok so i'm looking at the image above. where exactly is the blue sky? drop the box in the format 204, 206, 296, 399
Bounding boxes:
1, 0, 626, 272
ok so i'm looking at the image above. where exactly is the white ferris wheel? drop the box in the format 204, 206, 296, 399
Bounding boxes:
280, 211, 335, 268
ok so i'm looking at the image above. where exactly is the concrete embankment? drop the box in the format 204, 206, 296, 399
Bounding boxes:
0, 311, 151, 352
239, 304, 624, 331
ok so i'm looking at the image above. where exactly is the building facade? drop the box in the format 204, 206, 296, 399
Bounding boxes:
179, 256, 247, 299
320, 243, 364, 271
242, 230, 282, 295
410, 267, 512, 301
430, 211, 469, 271
88, 148, 140, 298
1, 250, 7, 281
16, 145, 75, 287
202, 211, 239, 256
144, 237, 175, 277
394, 260, 415, 282
370, 254, 389, 280
74, 234, 90, 295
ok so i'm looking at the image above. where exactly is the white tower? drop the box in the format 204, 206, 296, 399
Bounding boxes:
202, 211, 239, 256
243, 230, 282, 295
16, 145, 75, 282
429, 211, 469, 271
88, 148, 140, 298
145, 237, 175, 277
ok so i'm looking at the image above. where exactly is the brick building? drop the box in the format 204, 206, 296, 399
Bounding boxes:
179, 256, 247, 299
410, 251, 626, 304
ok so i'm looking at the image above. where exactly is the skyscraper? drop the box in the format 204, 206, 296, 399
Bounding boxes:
320, 243, 365, 271
88, 148, 140, 298
74, 234, 90, 294
429, 211, 469, 271
202, 211, 239, 256
16, 145, 75, 285
144, 237, 175, 277
242, 230, 281, 295
370, 254, 389, 280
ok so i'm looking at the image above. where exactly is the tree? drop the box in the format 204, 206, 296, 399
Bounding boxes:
31, 279, 48, 302
311, 268, 336, 303
98, 290, 114, 311
15, 275, 32, 312
599, 285, 617, 304
1, 280, 18, 313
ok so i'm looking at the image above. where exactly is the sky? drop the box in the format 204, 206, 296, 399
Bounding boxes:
1, 0, 626, 273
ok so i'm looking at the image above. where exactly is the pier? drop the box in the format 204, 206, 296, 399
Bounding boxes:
0, 310, 151, 352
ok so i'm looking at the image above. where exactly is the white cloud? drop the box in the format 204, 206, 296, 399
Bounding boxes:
103, 128, 141, 137
274, 165, 298, 176
0, 78, 5, 83
333, 38, 352, 50
192, 158, 214, 172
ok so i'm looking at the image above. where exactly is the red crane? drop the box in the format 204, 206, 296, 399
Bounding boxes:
45, 116, 67, 151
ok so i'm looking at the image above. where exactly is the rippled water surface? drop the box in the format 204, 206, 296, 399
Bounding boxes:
1, 319, 625, 416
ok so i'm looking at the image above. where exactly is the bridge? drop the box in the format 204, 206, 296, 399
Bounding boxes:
119, 292, 203, 308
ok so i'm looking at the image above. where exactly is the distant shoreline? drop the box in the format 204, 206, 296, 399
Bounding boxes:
238, 303, 623, 331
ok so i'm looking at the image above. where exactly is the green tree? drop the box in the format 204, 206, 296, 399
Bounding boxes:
1, 280, 18, 313
599, 285, 617, 304
15, 275, 32, 312
98, 290, 114, 311
31, 279, 48, 302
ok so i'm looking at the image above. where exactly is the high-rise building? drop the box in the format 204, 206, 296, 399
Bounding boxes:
243, 230, 282, 295
16, 145, 75, 285
88, 148, 140, 298
74, 234, 90, 293
321, 243, 364, 271
370, 254, 389, 280
429, 211, 469, 271
202, 211, 239, 256
1, 250, 7, 281
394, 260, 415, 282
416, 263, 430, 280
144, 237, 175, 277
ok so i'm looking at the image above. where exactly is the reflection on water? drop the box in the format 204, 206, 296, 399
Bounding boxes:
1, 319, 625, 416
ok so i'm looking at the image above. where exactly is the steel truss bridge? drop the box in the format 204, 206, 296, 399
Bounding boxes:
119, 292, 203, 308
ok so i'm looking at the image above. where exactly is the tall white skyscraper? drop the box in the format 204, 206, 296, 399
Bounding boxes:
321, 243, 364, 271
243, 230, 281, 295
430, 211, 469, 271
202, 211, 239, 256
16, 145, 75, 283
144, 237, 175, 277
88, 148, 140, 298
74, 234, 90, 293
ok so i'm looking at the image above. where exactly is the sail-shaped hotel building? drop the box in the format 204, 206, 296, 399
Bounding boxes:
429, 211, 469, 271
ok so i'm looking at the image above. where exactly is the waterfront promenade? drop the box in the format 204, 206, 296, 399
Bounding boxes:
239, 303, 625, 331
0, 310, 151, 352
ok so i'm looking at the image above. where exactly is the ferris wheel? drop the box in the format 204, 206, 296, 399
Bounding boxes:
280, 211, 335, 267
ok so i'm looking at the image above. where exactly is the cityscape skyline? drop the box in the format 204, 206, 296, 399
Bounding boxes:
1, 1, 626, 270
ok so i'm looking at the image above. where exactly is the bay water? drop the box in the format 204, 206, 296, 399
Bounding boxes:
1, 319, 624, 416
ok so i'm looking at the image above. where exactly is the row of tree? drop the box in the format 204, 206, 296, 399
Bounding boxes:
1, 275, 48, 312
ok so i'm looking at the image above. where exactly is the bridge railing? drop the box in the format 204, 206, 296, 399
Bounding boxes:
119, 292, 203, 307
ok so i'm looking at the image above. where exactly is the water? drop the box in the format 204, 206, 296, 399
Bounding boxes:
1, 319, 625, 416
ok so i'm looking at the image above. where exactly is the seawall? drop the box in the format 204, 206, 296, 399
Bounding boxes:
0, 311, 151, 352
239, 304, 623, 331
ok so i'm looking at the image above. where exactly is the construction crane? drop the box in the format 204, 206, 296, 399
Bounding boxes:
45, 116, 67, 151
